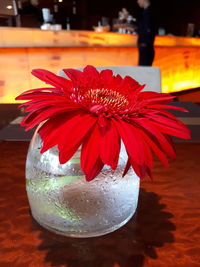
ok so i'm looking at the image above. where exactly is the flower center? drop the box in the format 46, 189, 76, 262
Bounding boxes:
84, 89, 129, 111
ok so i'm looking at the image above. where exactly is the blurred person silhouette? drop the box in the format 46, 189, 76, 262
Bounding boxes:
137, 0, 157, 66
19, 0, 42, 28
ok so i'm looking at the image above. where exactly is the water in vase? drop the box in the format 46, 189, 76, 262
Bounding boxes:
26, 133, 140, 238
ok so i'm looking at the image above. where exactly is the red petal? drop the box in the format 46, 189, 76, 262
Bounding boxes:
114, 120, 155, 178
142, 138, 154, 168
16, 92, 65, 101
135, 127, 169, 167
81, 124, 103, 181
148, 104, 189, 112
134, 118, 176, 160
120, 76, 145, 94
63, 68, 85, 87
20, 107, 48, 129
146, 114, 191, 139
129, 157, 147, 178
99, 69, 114, 89
99, 119, 120, 169
39, 112, 77, 150
57, 114, 97, 164
85, 158, 104, 182
83, 65, 100, 88
152, 109, 181, 120
113, 120, 145, 166
84, 65, 99, 76
32, 69, 72, 90
122, 158, 131, 177
22, 104, 80, 130
139, 92, 175, 104
24, 99, 76, 113
15, 88, 63, 101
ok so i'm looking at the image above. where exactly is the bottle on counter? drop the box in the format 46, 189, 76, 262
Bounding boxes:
72, 1, 77, 15
66, 17, 71, 30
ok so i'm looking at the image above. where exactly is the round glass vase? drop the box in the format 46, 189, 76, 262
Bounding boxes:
26, 130, 140, 238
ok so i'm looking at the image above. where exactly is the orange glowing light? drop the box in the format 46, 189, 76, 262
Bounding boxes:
0, 28, 200, 103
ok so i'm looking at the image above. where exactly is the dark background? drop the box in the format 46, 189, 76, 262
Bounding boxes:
0, 0, 200, 36
86, 0, 200, 36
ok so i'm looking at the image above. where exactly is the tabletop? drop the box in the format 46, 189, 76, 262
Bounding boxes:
0, 141, 200, 267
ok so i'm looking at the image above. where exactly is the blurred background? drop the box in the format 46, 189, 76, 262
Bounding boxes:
0, 0, 200, 135
0, 0, 200, 35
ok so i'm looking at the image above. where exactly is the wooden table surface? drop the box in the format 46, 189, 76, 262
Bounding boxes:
0, 141, 200, 267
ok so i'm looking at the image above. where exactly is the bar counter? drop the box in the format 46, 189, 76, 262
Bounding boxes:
0, 27, 200, 102
1, 27, 200, 48
0, 141, 200, 266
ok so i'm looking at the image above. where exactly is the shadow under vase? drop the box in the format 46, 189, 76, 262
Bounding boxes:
30, 188, 175, 267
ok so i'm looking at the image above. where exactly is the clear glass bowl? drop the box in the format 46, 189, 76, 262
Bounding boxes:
26, 130, 140, 238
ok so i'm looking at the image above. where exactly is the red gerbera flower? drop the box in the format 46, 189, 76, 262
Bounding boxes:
16, 65, 190, 181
